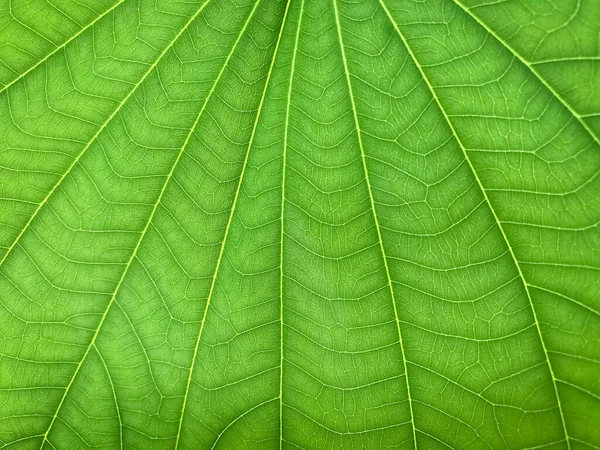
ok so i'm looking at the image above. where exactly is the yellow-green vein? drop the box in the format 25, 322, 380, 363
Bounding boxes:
37, 0, 257, 446
94, 344, 123, 450
280, 0, 305, 447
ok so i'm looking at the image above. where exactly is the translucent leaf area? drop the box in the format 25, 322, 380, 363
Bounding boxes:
0, 0, 599, 448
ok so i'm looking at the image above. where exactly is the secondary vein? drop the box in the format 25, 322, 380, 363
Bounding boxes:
280, 0, 305, 447
37, 0, 257, 446
0, 0, 125, 95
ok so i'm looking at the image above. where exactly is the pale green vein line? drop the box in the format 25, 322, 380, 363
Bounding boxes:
0, 0, 214, 269
173, 0, 269, 446
6, 0, 55, 48
281, 0, 304, 447
333, 1, 417, 448
378, 2, 571, 448
451, 0, 600, 146
94, 344, 123, 450
531, 56, 600, 64
0, 0, 125, 94
557, 380, 600, 401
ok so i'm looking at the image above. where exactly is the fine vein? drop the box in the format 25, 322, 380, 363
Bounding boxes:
37, 0, 256, 445
451, 0, 599, 146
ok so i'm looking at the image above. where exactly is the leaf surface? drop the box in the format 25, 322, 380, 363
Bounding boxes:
0, 0, 599, 449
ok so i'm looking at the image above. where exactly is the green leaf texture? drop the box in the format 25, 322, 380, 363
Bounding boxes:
0, 0, 599, 448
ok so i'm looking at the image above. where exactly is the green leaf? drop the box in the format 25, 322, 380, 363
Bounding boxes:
0, 0, 598, 448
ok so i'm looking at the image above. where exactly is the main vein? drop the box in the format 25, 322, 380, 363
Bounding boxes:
378, 1, 571, 447
332, 1, 418, 448
280, 0, 305, 447
0, 0, 214, 269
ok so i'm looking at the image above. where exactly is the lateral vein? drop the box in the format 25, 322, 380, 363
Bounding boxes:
280, 0, 305, 448
451, 0, 600, 146
36, 0, 257, 445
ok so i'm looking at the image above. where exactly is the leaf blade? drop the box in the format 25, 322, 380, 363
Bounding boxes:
1, 0, 598, 448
